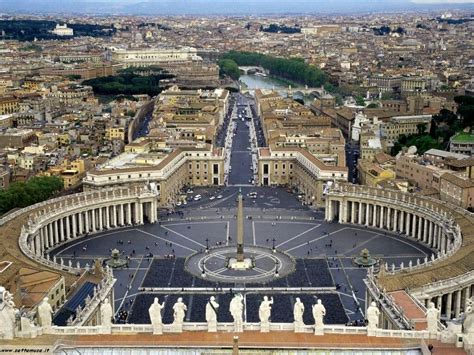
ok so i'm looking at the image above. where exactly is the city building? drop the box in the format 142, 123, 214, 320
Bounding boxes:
450, 132, 474, 156
257, 146, 348, 206
52, 24, 74, 36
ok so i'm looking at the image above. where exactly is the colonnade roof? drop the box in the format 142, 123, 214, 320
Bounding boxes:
0, 206, 75, 290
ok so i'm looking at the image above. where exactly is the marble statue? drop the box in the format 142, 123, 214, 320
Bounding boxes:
312, 299, 326, 335
426, 301, 439, 334
0, 287, 18, 339
293, 297, 305, 332
259, 296, 273, 332
37, 297, 53, 329
205, 296, 219, 332
149, 297, 165, 334
19, 315, 36, 337
100, 298, 113, 333
172, 297, 187, 332
367, 301, 380, 332
230, 294, 244, 332
463, 297, 474, 343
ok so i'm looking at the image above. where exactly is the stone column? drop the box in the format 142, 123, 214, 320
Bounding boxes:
455, 289, 462, 318
392, 209, 398, 232
78, 212, 84, 235
47, 223, 53, 247
351, 201, 356, 224
72, 214, 77, 238
423, 218, 428, 243
428, 221, 433, 246
416, 216, 421, 240
91, 209, 96, 232
106, 206, 110, 229
371, 205, 376, 227
411, 215, 417, 239
39, 228, 45, 254
120, 204, 125, 225
33, 234, 39, 256
54, 220, 59, 245
386, 208, 391, 230
433, 224, 439, 249
379, 206, 384, 229
338, 201, 344, 223
127, 203, 132, 225
326, 199, 333, 221
464, 287, 471, 314
400, 211, 405, 233
358, 202, 363, 224
365, 203, 370, 226
59, 218, 64, 242
66, 216, 71, 240
446, 292, 453, 320
437, 295, 442, 310
99, 207, 103, 230
85, 210, 90, 233
441, 234, 446, 254
405, 213, 410, 235
112, 205, 117, 227
139, 203, 144, 224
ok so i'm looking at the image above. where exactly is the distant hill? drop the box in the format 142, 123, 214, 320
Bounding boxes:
1, 0, 474, 15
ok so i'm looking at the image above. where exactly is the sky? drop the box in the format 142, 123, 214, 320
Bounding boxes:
1, 0, 473, 15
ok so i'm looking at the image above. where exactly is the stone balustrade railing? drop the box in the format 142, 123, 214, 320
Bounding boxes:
365, 274, 413, 330
71, 270, 116, 326
410, 270, 474, 297
43, 322, 431, 339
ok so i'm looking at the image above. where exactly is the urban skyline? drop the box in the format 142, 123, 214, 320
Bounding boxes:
2, 0, 474, 15
0, 3, 473, 354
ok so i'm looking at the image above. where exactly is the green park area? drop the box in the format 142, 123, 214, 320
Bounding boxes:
0, 176, 63, 215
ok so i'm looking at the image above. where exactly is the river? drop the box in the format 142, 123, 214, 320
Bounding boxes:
239, 74, 311, 104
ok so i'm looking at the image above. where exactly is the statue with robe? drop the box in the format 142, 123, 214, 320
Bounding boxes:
312, 299, 326, 334
149, 297, 165, 334
205, 296, 219, 332
426, 301, 439, 334
367, 301, 380, 331
37, 297, 53, 329
259, 296, 273, 332
294, 297, 305, 331
230, 294, 244, 332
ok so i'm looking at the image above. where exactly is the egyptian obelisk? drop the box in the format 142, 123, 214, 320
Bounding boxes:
236, 189, 244, 262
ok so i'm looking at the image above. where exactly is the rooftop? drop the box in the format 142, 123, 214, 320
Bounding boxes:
451, 132, 474, 143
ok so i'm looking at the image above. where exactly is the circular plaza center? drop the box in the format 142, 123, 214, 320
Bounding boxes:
186, 245, 295, 284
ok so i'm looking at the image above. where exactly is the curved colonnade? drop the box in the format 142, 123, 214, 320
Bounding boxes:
325, 183, 474, 321
0, 182, 472, 329
15, 186, 158, 274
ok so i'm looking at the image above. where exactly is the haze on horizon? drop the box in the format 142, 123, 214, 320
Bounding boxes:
1, 0, 474, 15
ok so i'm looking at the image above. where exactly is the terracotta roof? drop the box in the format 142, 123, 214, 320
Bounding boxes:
445, 158, 474, 168
441, 173, 474, 188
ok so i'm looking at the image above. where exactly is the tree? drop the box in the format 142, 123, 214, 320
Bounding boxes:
355, 96, 365, 106
220, 51, 328, 88
0, 176, 63, 215
218, 59, 240, 80
429, 118, 437, 138
454, 96, 474, 128
417, 123, 427, 135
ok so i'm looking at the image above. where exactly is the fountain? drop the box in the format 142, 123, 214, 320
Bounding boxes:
105, 249, 128, 268
353, 248, 378, 267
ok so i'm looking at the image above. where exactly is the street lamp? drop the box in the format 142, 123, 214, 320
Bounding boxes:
272, 238, 276, 253
205, 238, 209, 253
